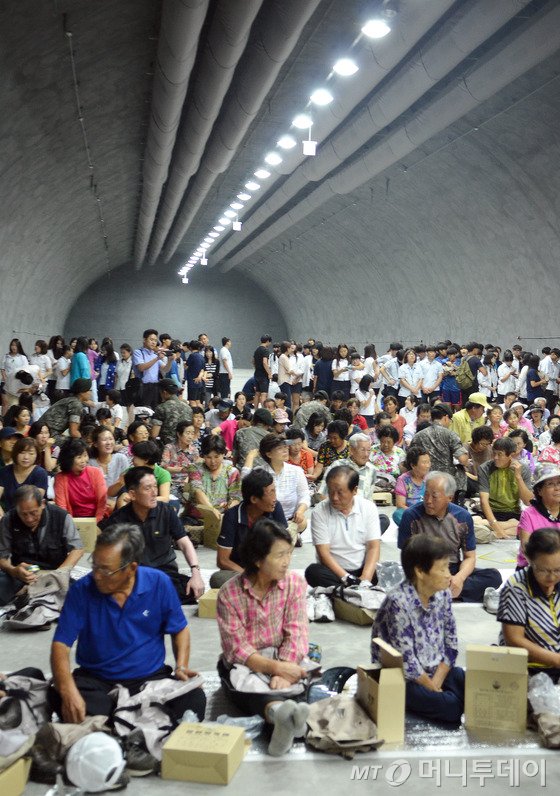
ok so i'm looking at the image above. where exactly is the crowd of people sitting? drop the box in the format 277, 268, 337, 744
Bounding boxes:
1, 330, 560, 771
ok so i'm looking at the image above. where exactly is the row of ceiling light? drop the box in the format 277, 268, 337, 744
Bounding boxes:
178, 5, 396, 282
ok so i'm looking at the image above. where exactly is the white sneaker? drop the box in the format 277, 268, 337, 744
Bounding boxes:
483, 587, 500, 614
314, 593, 335, 623
306, 594, 316, 622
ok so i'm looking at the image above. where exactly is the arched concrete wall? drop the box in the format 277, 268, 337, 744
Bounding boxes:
64, 265, 288, 367
0, 0, 158, 354
233, 64, 560, 353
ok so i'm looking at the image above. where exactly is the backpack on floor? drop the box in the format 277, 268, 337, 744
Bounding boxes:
305, 695, 383, 758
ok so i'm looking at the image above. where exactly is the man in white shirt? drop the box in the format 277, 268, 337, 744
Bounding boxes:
305, 465, 381, 587
420, 346, 444, 401
218, 337, 234, 398
539, 348, 560, 413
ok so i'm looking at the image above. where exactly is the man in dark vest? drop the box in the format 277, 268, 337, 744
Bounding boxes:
0, 485, 84, 605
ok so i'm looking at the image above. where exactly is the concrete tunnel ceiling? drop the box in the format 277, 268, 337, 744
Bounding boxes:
2, 0, 560, 345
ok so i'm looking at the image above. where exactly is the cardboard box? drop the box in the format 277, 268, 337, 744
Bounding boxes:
197, 505, 222, 550
198, 588, 220, 618
465, 644, 528, 732
333, 596, 376, 625
73, 517, 99, 552
162, 722, 245, 785
356, 638, 406, 744
0, 757, 31, 796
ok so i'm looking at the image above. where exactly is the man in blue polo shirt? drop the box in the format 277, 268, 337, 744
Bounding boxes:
132, 328, 171, 410
50, 524, 206, 725
209, 469, 286, 588
398, 471, 501, 602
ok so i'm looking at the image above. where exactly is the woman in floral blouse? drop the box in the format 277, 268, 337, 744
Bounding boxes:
371, 534, 464, 725
183, 434, 241, 521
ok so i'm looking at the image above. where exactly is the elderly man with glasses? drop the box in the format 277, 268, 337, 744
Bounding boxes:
49, 523, 206, 728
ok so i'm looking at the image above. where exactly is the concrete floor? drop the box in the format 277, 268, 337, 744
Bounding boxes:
4, 372, 557, 793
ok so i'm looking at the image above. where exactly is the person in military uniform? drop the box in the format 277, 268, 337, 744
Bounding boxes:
291, 390, 332, 429
150, 379, 193, 446
0, 484, 83, 604
232, 408, 273, 469
40, 378, 92, 445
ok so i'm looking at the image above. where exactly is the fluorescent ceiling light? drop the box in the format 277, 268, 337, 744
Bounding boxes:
245, 181, 260, 191
362, 18, 391, 38
203, 237, 213, 243
333, 58, 358, 76
208, 231, 219, 238
254, 168, 270, 179
218, 217, 231, 225
292, 113, 312, 129
224, 209, 236, 218
264, 152, 282, 166
200, 242, 209, 249
230, 201, 244, 210
237, 193, 251, 201
277, 135, 297, 150
213, 225, 225, 232
310, 88, 333, 106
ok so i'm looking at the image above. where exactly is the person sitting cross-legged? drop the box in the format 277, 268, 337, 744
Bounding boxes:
478, 437, 533, 539
100, 467, 204, 604
371, 534, 465, 726
49, 524, 206, 733
209, 469, 287, 589
305, 465, 381, 587
0, 485, 84, 606
398, 471, 501, 602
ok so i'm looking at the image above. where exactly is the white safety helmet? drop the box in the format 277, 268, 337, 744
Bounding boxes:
66, 732, 125, 792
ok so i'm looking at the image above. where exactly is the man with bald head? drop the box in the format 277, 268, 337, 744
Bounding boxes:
398, 471, 501, 602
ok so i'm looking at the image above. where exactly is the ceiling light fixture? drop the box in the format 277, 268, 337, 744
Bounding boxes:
361, 18, 391, 38
310, 88, 333, 106
218, 217, 231, 225
208, 231, 219, 238
254, 168, 271, 179
277, 135, 297, 150
264, 151, 282, 166
245, 181, 260, 191
182, 277, 189, 284
292, 113, 313, 130
237, 193, 251, 201
213, 225, 225, 232
333, 58, 359, 76
200, 255, 208, 265
224, 209, 236, 218
230, 201, 244, 210
232, 219, 242, 231
203, 237, 213, 243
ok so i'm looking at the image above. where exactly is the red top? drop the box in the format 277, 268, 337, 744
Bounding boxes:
54, 466, 107, 522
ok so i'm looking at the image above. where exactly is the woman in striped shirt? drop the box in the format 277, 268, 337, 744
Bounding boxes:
498, 529, 560, 681
203, 345, 219, 407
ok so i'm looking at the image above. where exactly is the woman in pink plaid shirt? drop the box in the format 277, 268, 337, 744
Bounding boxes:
217, 518, 310, 756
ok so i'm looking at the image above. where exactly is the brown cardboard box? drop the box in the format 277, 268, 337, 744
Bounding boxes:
332, 596, 376, 625
465, 644, 528, 732
0, 758, 31, 796
356, 638, 406, 743
196, 505, 222, 550
73, 517, 99, 552
162, 722, 245, 785
198, 588, 220, 618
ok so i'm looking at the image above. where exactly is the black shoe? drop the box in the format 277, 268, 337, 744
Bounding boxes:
123, 729, 159, 777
